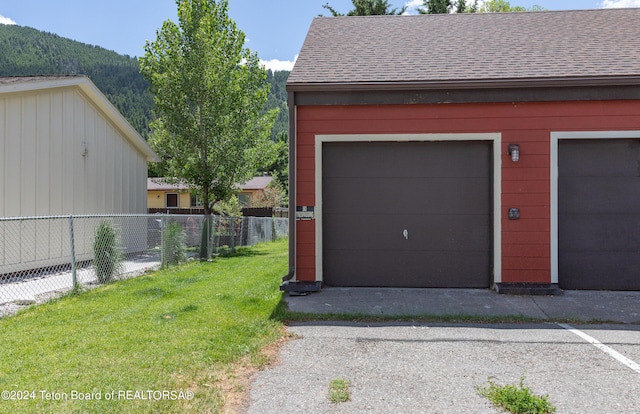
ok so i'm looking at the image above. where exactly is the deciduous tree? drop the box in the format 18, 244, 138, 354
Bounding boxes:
477, 0, 545, 12
418, 0, 480, 14
418, 0, 543, 14
479, 0, 525, 12
140, 0, 276, 218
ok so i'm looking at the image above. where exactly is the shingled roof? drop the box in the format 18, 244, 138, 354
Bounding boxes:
288, 9, 640, 89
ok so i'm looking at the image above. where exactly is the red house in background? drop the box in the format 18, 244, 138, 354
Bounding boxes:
282, 9, 640, 293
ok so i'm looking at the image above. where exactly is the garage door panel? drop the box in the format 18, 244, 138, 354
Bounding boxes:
323, 250, 490, 288
323, 140, 491, 288
560, 252, 640, 290
559, 177, 640, 214
323, 176, 490, 215
560, 139, 640, 177
559, 215, 640, 251
559, 138, 640, 290
324, 213, 490, 252
323, 141, 490, 179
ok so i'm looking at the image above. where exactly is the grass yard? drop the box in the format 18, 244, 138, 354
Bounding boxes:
0, 238, 288, 413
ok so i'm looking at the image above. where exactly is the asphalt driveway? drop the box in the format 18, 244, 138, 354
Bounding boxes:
246, 289, 640, 413
247, 322, 640, 413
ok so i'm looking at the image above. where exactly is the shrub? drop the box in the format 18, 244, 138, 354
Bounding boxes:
213, 195, 243, 217
93, 221, 123, 284
163, 221, 186, 267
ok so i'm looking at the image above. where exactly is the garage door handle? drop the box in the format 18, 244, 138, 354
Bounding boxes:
403, 229, 409, 240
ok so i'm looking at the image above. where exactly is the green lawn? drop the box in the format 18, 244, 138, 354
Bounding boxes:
0, 239, 288, 414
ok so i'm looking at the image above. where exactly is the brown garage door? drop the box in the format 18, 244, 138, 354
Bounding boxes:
559, 139, 640, 290
322, 141, 492, 288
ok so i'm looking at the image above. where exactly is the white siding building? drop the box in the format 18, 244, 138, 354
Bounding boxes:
0, 75, 158, 217
0, 76, 159, 274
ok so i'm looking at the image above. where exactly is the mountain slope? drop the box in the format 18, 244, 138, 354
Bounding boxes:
0, 24, 153, 137
265, 69, 289, 141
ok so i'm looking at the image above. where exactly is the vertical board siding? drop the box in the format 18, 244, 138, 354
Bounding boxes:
1, 86, 150, 217
62, 90, 74, 214
74, 92, 86, 214
49, 91, 64, 214
21, 95, 37, 217
4, 96, 21, 217
36, 94, 51, 216
0, 97, 4, 218
112, 128, 123, 212
85, 101, 97, 213
296, 100, 640, 284
21, 96, 37, 263
121, 139, 130, 212
0, 97, 4, 262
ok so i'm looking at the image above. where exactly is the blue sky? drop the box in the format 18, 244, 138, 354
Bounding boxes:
1, 0, 638, 71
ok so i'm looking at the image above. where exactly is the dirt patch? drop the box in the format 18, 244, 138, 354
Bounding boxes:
220, 328, 297, 413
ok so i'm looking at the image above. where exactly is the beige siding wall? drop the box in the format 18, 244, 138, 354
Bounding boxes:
0, 87, 148, 217
1, 86, 150, 273
179, 193, 190, 208
148, 190, 165, 209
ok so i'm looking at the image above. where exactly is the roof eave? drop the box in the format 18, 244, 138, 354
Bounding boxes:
76, 79, 160, 163
286, 75, 640, 92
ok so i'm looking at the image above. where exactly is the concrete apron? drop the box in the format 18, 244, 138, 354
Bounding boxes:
284, 288, 640, 324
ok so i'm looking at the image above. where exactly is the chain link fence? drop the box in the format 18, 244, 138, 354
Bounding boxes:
0, 214, 288, 313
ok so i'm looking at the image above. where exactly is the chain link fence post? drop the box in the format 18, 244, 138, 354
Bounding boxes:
272, 216, 276, 242
67, 215, 78, 290
199, 215, 210, 260
231, 217, 236, 253
160, 214, 165, 268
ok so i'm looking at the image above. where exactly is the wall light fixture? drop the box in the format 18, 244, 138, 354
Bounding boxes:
508, 144, 520, 162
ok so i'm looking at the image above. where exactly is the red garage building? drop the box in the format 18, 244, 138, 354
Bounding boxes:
282, 9, 640, 293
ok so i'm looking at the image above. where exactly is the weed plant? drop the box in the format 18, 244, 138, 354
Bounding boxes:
477, 374, 556, 414
329, 378, 351, 403
93, 220, 123, 284
163, 221, 186, 267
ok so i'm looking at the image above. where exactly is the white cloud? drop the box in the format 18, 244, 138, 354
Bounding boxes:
600, 0, 640, 7
260, 54, 298, 72
403, 0, 423, 14
0, 14, 16, 25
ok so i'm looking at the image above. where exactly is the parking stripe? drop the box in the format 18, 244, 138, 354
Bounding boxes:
558, 323, 640, 374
